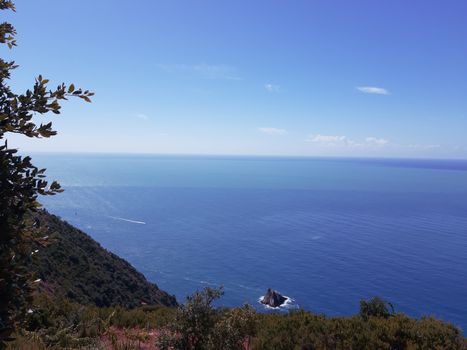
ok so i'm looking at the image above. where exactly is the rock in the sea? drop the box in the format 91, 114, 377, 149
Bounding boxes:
261, 288, 287, 307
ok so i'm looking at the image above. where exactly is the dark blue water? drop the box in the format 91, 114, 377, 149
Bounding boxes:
34, 154, 467, 330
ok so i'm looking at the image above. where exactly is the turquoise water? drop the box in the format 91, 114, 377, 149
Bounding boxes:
35, 154, 467, 330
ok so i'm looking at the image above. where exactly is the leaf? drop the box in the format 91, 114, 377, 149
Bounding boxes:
68, 84, 75, 93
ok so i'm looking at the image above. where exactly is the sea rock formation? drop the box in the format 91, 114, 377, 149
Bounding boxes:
261, 288, 287, 307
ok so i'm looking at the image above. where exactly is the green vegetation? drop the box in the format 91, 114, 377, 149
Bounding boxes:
157, 287, 256, 350
0, 0, 94, 344
9, 294, 176, 349
28, 210, 176, 308
252, 310, 465, 350
359, 296, 395, 320
7, 289, 466, 350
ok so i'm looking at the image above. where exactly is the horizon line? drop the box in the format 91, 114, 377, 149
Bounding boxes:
16, 150, 467, 162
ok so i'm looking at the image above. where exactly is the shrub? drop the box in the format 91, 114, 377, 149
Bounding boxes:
359, 296, 394, 320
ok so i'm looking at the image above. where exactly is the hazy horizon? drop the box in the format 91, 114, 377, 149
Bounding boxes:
13, 149, 467, 162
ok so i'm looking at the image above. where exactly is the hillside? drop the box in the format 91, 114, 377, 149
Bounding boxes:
29, 209, 177, 308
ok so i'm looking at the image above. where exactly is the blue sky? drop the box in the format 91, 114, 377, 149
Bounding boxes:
5, 0, 467, 158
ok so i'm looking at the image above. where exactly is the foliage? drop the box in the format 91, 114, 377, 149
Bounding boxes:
359, 296, 395, 320
0, 0, 93, 345
6, 290, 467, 350
157, 287, 224, 350
251, 310, 466, 350
157, 287, 257, 350
28, 210, 177, 308
208, 304, 256, 350
8, 294, 175, 349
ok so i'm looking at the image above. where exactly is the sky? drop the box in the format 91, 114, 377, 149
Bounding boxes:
4, 0, 467, 158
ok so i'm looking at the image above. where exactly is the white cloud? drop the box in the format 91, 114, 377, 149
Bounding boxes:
365, 137, 389, 146
158, 63, 241, 80
406, 144, 441, 150
258, 127, 287, 135
307, 134, 391, 148
307, 134, 347, 144
345, 139, 364, 147
306, 133, 445, 154
356, 86, 390, 95
136, 113, 149, 120
264, 84, 280, 92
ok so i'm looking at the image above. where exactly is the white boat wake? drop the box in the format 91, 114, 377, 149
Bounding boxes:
108, 216, 146, 225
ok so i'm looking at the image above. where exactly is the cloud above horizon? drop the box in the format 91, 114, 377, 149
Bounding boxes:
365, 137, 389, 146
305, 134, 444, 153
158, 63, 241, 80
258, 127, 287, 135
307, 134, 389, 148
407, 143, 441, 150
308, 134, 347, 143
264, 84, 280, 92
356, 86, 390, 95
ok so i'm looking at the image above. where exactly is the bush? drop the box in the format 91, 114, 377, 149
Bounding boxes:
157, 287, 256, 350
251, 311, 466, 350
359, 296, 394, 320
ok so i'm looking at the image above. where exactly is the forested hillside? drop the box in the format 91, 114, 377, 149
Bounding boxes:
29, 210, 177, 308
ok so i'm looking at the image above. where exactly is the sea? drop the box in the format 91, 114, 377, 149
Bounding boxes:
33, 153, 467, 330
